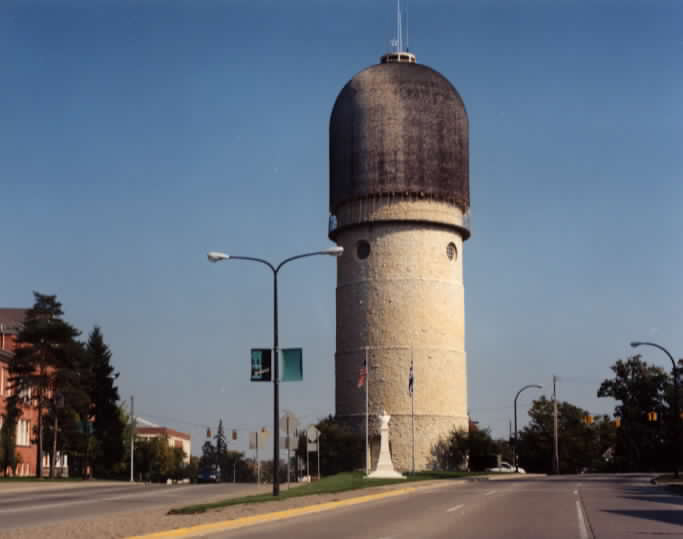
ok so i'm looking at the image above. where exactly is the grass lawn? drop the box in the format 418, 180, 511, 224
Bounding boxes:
169, 470, 485, 515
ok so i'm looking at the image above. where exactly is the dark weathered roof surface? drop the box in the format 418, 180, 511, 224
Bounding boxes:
0, 308, 27, 332
330, 62, 469, 213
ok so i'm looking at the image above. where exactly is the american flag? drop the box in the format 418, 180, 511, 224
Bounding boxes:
408, 360, 414, 395
357, 358, 368, 389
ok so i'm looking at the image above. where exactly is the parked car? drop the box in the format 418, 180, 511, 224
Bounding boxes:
197, 468, 219, 483
487, 461, 526, 474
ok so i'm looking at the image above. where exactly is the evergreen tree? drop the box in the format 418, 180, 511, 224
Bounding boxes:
42, 340, 92, 477
87, 327, 125, 477
10, 292, 80, 477
214, 419, 228, 480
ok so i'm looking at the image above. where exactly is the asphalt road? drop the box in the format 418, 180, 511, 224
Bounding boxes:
209, 474, 683, 539
0, 481, 269, 530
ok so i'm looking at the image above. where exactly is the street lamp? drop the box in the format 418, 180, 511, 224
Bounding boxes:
208, 245, 343, 496
631, 341, 680, 479
513, 384, 543, 473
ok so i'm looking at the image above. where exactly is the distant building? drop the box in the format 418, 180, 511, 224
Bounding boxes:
135, 417, 191, 463
0, 308, 42, 477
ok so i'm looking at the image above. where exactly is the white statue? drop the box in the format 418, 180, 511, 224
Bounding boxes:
368, 410, 405, 479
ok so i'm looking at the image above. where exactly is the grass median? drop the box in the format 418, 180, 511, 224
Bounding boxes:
169, 470, 484, 515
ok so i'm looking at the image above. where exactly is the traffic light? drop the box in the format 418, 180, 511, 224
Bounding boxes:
614, 417, 621, 428
583, 415, 593, 425
251, 349, 272, 382
647, 411, 657, 422
206, 428, 212, 438
232, 429, 238, 441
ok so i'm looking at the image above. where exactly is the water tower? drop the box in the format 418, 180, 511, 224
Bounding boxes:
328, 46, 470, 471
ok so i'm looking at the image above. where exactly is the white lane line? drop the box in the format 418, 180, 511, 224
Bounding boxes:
484, 489, 497, 496
576, 500, 589, 539
447, 504, 465, 513
573, 489, 578, 495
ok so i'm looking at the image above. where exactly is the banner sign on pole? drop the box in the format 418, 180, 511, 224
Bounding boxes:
250, 349, 272, 382
281, 348, 303, 382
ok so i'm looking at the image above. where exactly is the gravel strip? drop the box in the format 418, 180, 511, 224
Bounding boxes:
0, 480, 461, 539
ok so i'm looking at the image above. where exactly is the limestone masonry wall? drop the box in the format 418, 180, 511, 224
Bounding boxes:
334, 198, 468, 471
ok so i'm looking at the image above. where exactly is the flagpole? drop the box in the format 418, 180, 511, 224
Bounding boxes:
411, 350, 415, 475
365, 346, 369, 476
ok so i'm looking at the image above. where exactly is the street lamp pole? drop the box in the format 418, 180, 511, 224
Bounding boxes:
631, 341, 680, 479
513, 384, 543, 473
208, 246, 343, 496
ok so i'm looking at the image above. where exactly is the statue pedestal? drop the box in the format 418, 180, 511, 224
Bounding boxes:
368, 410, 405, 479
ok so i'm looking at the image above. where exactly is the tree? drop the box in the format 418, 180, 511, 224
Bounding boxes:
598, 354, 671, 472
0, 394, 21, 475
296, 415, 363, 477
199, 436, 216, 473
10, 293, 80, 477
214, 419, 228, 481
87, 327, 125, 477
42, 340, 92, 478
518, 396, 615, 474
431, 424, 504, 471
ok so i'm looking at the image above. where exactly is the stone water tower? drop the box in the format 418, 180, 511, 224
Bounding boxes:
329, 49, 470, 471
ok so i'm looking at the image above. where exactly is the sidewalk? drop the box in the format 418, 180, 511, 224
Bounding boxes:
0, 479, 140, 494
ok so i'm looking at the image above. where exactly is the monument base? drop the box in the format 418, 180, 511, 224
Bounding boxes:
367, 469, 405, 479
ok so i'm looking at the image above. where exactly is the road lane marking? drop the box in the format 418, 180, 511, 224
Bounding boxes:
576, 500, 589, 539
573, 489, 578, 495
446, 504, 464, 513
127, 486, 421, 538
484, 490, 496, 496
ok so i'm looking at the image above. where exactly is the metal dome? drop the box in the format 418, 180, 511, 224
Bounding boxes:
329, 61, 469, 214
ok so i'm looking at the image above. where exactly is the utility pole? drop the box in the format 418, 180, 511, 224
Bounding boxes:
130, 395, 135, 482
553, 376, 560, 474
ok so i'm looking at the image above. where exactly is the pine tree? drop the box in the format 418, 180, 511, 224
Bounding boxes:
214, 419, 228, 480
87, 327, 125, 477
0, 394, 21, 475
10, 292, 80, 477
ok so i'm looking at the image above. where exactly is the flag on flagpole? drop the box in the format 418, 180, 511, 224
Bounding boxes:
358, 358, 368, 388
408, 360, 414, 395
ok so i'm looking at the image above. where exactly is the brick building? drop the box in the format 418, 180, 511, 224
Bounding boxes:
0, 308, 39, 476
135, 417, 191, 463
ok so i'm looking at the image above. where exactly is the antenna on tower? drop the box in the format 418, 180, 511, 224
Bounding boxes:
397, 0, 403, 52
405, 1, 409, 51
382, 0, 416, 63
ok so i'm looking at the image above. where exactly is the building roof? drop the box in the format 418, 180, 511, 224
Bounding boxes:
135, 426, 191, 441
0, 309, 27, 334
330, 61, 469, 214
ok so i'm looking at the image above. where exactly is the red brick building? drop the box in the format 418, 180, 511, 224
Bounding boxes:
0, 308, 39, 476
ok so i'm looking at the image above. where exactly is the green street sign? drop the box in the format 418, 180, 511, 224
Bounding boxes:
281, 348, 303, 382
250, 349, 272, 382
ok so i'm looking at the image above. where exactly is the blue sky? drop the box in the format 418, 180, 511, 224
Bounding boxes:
2, 0, 681, 455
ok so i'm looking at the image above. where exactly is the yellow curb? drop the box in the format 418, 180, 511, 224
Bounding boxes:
127, 486, 421, 538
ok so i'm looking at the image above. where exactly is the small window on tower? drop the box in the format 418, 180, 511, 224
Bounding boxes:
357, 240, 370, 260
447, 242, 458, 261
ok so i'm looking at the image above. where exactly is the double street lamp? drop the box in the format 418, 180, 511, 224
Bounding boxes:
208, 246, 344, 496
513, 384, 543, 473
630, 341, 680, 479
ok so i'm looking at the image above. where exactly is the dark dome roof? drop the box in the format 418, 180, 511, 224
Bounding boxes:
329, 62, 469, 213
